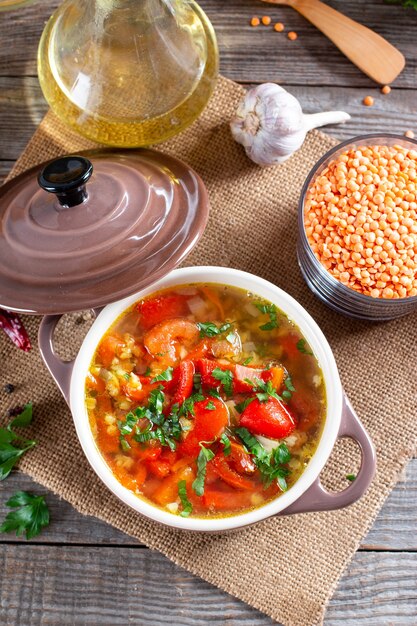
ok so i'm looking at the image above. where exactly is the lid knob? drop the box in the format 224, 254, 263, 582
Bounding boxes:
37, 156, 93, 208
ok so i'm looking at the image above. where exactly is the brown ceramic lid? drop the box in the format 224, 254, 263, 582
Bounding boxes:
0, 150, 209, 314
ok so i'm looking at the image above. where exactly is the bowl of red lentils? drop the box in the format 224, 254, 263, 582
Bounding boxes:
297, 134, 417, 320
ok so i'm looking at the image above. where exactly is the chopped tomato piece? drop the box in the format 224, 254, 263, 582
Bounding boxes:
172, 361, 195, 406
289, 393, 317, 432
131, 440, 162, 461
147, 459, 171, 478
137, 294, 189, 330
240, 397, 296, 439
202, 488, 253, 511
195, 359, 233, 389
211, 454, 255, 490
96, 394, 113, 414
228, 440, 256, 474
179, 397, 229, 456
98, 335, 123, 367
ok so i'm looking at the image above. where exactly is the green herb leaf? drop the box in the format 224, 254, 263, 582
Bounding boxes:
235, 397, 255, 414
205, 401, 216, 411
296, 338, 313, 356
192, 444, 215, 496
346, 473, 356, 482
0, 405, 36, 481
118, 411, 138, 435
282, 375, 296, 402
235, 427, 291, 489
212, 368, 234, 397
178, 480, 193, 517
220, 433, 231, 456
179, 392, 205, 417
208, 388, 221, 399
196, 322, 231, 338
148, 386, 165, 414
255, 303, 279, 331
123, 373, 130, 381
0, 491, 50, 540
151, 367, 174, 383
144, 367, 152, 377
8, 403, 33, 429
242, 357, 253, 366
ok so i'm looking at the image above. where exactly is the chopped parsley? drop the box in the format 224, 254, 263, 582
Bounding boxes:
255, 303, 279, 331
178, 480, 193, 517
0, 491, 50, 540
192, 444, 215, 496
220, 433, 231, 456
235, 397, 255, 413
205, 401, 216, 411
346, 474, 356, 482
296, 338, 313, 356
236, 427, 291, 489
196, 322, 231, 338
144, 366, 152, 377
242, 356, 253, 366
179, 392, 205, 417
123, 372, 130, 381
282, 375, 295, 402
212, 368, 234, 397
151, 367, 173, 383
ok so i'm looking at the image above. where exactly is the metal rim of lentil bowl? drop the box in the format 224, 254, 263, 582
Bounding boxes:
297, 133, 417, 321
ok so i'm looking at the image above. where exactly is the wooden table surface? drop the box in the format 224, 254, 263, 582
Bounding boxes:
0, 1, 416, 624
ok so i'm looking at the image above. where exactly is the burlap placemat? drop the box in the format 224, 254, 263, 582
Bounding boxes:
1, 76, 416, 626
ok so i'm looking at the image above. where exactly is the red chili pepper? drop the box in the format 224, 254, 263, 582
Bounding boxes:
0, 308, 31, 352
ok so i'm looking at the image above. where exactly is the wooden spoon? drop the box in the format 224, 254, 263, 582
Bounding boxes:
260, 0, 405, 84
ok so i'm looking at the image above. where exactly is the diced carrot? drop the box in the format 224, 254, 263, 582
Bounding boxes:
96, 394, 113, 415
152, 467, 193, 506
86, 372, 106, 393
262, 366, 285, 391
98, 335, 123, 367
134, 462, 147, 486
202, 488, 252, 511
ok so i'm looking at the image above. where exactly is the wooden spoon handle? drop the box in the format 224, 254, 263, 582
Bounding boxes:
265, 0, 405, 84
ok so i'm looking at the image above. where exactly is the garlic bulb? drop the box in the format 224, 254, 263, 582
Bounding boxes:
230, 83, 350, 167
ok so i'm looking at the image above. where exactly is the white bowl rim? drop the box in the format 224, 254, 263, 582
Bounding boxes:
70, 266, 343, 531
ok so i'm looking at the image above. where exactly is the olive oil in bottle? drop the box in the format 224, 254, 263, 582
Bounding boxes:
37, 0, 218, 147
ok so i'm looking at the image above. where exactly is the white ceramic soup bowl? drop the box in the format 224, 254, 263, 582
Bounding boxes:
39, 267, 376, 532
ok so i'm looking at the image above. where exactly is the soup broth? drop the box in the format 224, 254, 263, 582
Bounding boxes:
86, 283, 326, 518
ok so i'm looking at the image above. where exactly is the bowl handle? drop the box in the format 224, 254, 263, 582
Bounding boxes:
280, 394, 376, 515
38, 309, 103, 406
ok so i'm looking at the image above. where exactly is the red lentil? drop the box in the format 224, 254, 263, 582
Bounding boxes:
404, 130, 415, 139
304, 144, 417, 299
381, 85, 391, 95
250, 16, 260, 27
261, 15, 271, 25
363, 96, 374, 106
287, 31, 298, 40
274, 22, 285, 32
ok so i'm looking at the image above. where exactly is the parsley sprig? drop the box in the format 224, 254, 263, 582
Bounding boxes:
0, 491, 50, 540
0, 404, 36, 481
255, 303, 279, 331
236, 427, 291, 490
151, 367, 173, 383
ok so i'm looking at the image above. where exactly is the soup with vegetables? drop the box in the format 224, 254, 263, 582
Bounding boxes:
86, 284, 326, 518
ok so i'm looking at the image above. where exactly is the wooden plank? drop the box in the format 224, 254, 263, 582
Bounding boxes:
0, 76, 416, 166
0, 545, 415, 625
0, 459, 415, 549
0, 0, 416, 88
